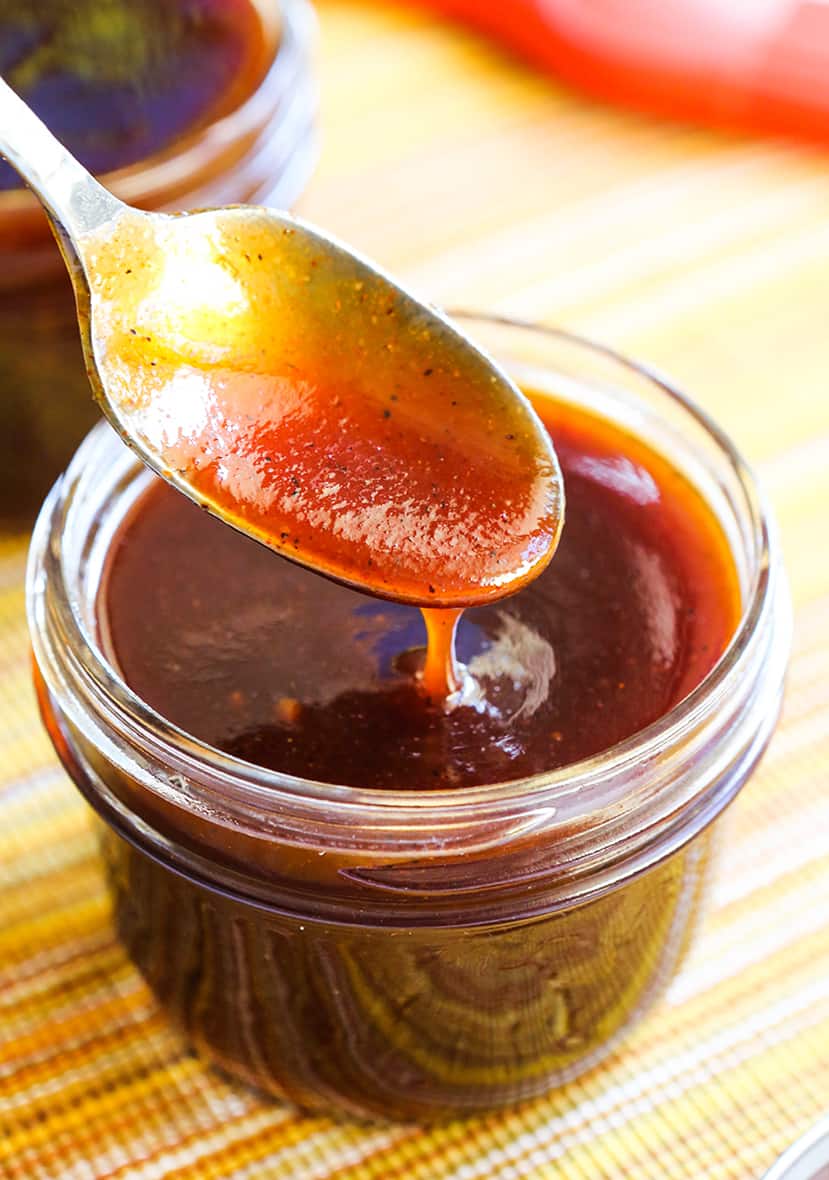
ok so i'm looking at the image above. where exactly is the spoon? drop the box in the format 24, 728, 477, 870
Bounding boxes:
0, 76, 564, 608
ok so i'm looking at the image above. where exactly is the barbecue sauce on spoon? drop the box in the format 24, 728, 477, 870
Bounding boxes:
83, 209, 563, 698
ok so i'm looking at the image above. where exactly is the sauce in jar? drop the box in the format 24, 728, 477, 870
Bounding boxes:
0, 0, 312, 527
30, 319, 788, 1121
99, 389, 740, 788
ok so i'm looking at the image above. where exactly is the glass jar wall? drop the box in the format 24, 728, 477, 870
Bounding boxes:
27, 320, 791, 1120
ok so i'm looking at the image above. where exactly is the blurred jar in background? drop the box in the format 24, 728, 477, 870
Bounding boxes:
0, 0, 316, 527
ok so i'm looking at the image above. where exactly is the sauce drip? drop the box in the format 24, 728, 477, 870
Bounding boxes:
83, 208, 563, 649
0, 0, 271, 189
99, 392, 741, 789
421, 608, 463, 699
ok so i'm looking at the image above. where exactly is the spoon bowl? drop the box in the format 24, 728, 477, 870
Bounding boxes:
0, 76, 564, 607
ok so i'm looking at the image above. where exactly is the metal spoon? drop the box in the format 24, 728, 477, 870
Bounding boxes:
0, 76, 564, 608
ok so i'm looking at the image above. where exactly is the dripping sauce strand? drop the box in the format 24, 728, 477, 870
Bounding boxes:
420, 607, 464, 701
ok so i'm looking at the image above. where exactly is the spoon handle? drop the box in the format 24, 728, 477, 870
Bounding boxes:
0, 76, 123, 272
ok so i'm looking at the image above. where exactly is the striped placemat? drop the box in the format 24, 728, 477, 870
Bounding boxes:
2, 3, 828, 1176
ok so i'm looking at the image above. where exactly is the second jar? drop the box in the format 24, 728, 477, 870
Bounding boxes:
0, 0, 316, 526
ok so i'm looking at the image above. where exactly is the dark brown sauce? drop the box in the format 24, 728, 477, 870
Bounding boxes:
99, 391, 741, 790
0, 0, 270, 190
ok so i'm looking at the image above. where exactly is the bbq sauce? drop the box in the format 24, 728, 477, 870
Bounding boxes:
0, 0, 272, 191
99, 390, 741, 789
83, 209, 562, 622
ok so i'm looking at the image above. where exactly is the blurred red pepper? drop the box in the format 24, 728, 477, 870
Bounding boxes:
403, 0, 829, 144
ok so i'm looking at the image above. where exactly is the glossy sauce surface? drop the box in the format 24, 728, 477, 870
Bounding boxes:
83, 209, 563, 609
100, 393, 741, 790
0, 0, 271, 190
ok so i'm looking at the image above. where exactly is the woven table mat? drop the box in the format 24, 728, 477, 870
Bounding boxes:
2, 4, 829, 1177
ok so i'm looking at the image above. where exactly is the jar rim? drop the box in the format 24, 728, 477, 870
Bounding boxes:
761, 1117, 829, 1180
0, 0, 311, 219
28, 317, 788, 846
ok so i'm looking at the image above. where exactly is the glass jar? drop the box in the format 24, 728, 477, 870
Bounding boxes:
0, 0, 316, 527
27, 318, 791, 1122
763, 1119, 829, 1180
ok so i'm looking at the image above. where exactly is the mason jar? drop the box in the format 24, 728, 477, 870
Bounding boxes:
27, 318, 791, 1121
0, 0, 316, 526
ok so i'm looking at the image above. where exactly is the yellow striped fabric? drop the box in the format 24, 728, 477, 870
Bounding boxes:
2, 3, 828, 1175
